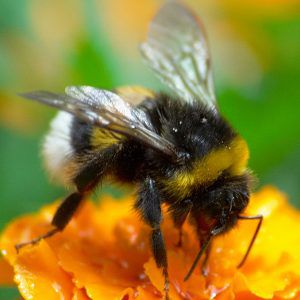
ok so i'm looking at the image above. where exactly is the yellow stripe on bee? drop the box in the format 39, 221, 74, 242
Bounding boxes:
91, 128, 121, 149
163, 136, 249, 199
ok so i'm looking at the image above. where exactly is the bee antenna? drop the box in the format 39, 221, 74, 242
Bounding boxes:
237, 214, 263, 268
184, 234, 212, 281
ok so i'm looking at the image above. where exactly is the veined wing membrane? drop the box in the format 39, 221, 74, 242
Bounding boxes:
140, 1, 217, 109
20, 86, 177, 158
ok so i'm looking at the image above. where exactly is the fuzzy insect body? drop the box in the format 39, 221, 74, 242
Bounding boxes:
18, 1, 263, 298
47, 92, 250, 221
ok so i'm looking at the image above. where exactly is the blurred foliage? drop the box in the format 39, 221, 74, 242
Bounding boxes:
0, 287, 19, 300
0, 0, 299, 297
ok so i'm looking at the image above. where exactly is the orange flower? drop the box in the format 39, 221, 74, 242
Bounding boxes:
1, 186, 300, 299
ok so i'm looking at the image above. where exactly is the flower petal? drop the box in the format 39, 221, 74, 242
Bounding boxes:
0, 257, 14, 286
14, 240, 74, 300
1, 187, 300, 299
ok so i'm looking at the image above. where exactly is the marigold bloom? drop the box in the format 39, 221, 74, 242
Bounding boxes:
1, 186, 300, 299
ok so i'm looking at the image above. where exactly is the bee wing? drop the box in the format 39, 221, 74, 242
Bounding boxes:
114, 86, 155, 105
21, 86, 177, 158
140, 1, 217, 109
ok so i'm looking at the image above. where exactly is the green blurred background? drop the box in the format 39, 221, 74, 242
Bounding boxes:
0, 0, 299, 297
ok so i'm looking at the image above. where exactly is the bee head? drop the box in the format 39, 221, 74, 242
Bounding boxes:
191, 172, 252, 236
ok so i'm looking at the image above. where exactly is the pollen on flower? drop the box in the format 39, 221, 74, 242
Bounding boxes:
1, 186, 300, 299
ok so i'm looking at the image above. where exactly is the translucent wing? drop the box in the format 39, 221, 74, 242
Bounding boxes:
20, 86, 177, 158
114, 86, 155, 105
140, 0, 217, 109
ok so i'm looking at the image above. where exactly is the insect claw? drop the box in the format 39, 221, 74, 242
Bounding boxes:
163, 267, 170, 300
201, 266, 209, 277
14, 228, 59, 253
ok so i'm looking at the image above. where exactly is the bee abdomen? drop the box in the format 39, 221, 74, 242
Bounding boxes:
42, 111, 75, 185
43, 113, 123, 187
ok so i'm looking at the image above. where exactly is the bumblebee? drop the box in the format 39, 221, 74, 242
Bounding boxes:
18, 1, 262, 298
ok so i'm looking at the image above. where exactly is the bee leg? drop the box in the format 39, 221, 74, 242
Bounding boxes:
15, 147, 118, 253
201, 243, 211, 277
169, 199, 193, 247
135, 177, 169, 300
15, 192, 84, 252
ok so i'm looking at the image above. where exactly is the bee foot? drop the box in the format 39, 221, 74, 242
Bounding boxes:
201, 266, 209, 277
15, 228, 59, 253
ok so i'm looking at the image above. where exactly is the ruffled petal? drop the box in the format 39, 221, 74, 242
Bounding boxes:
1, 187, 300, 299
